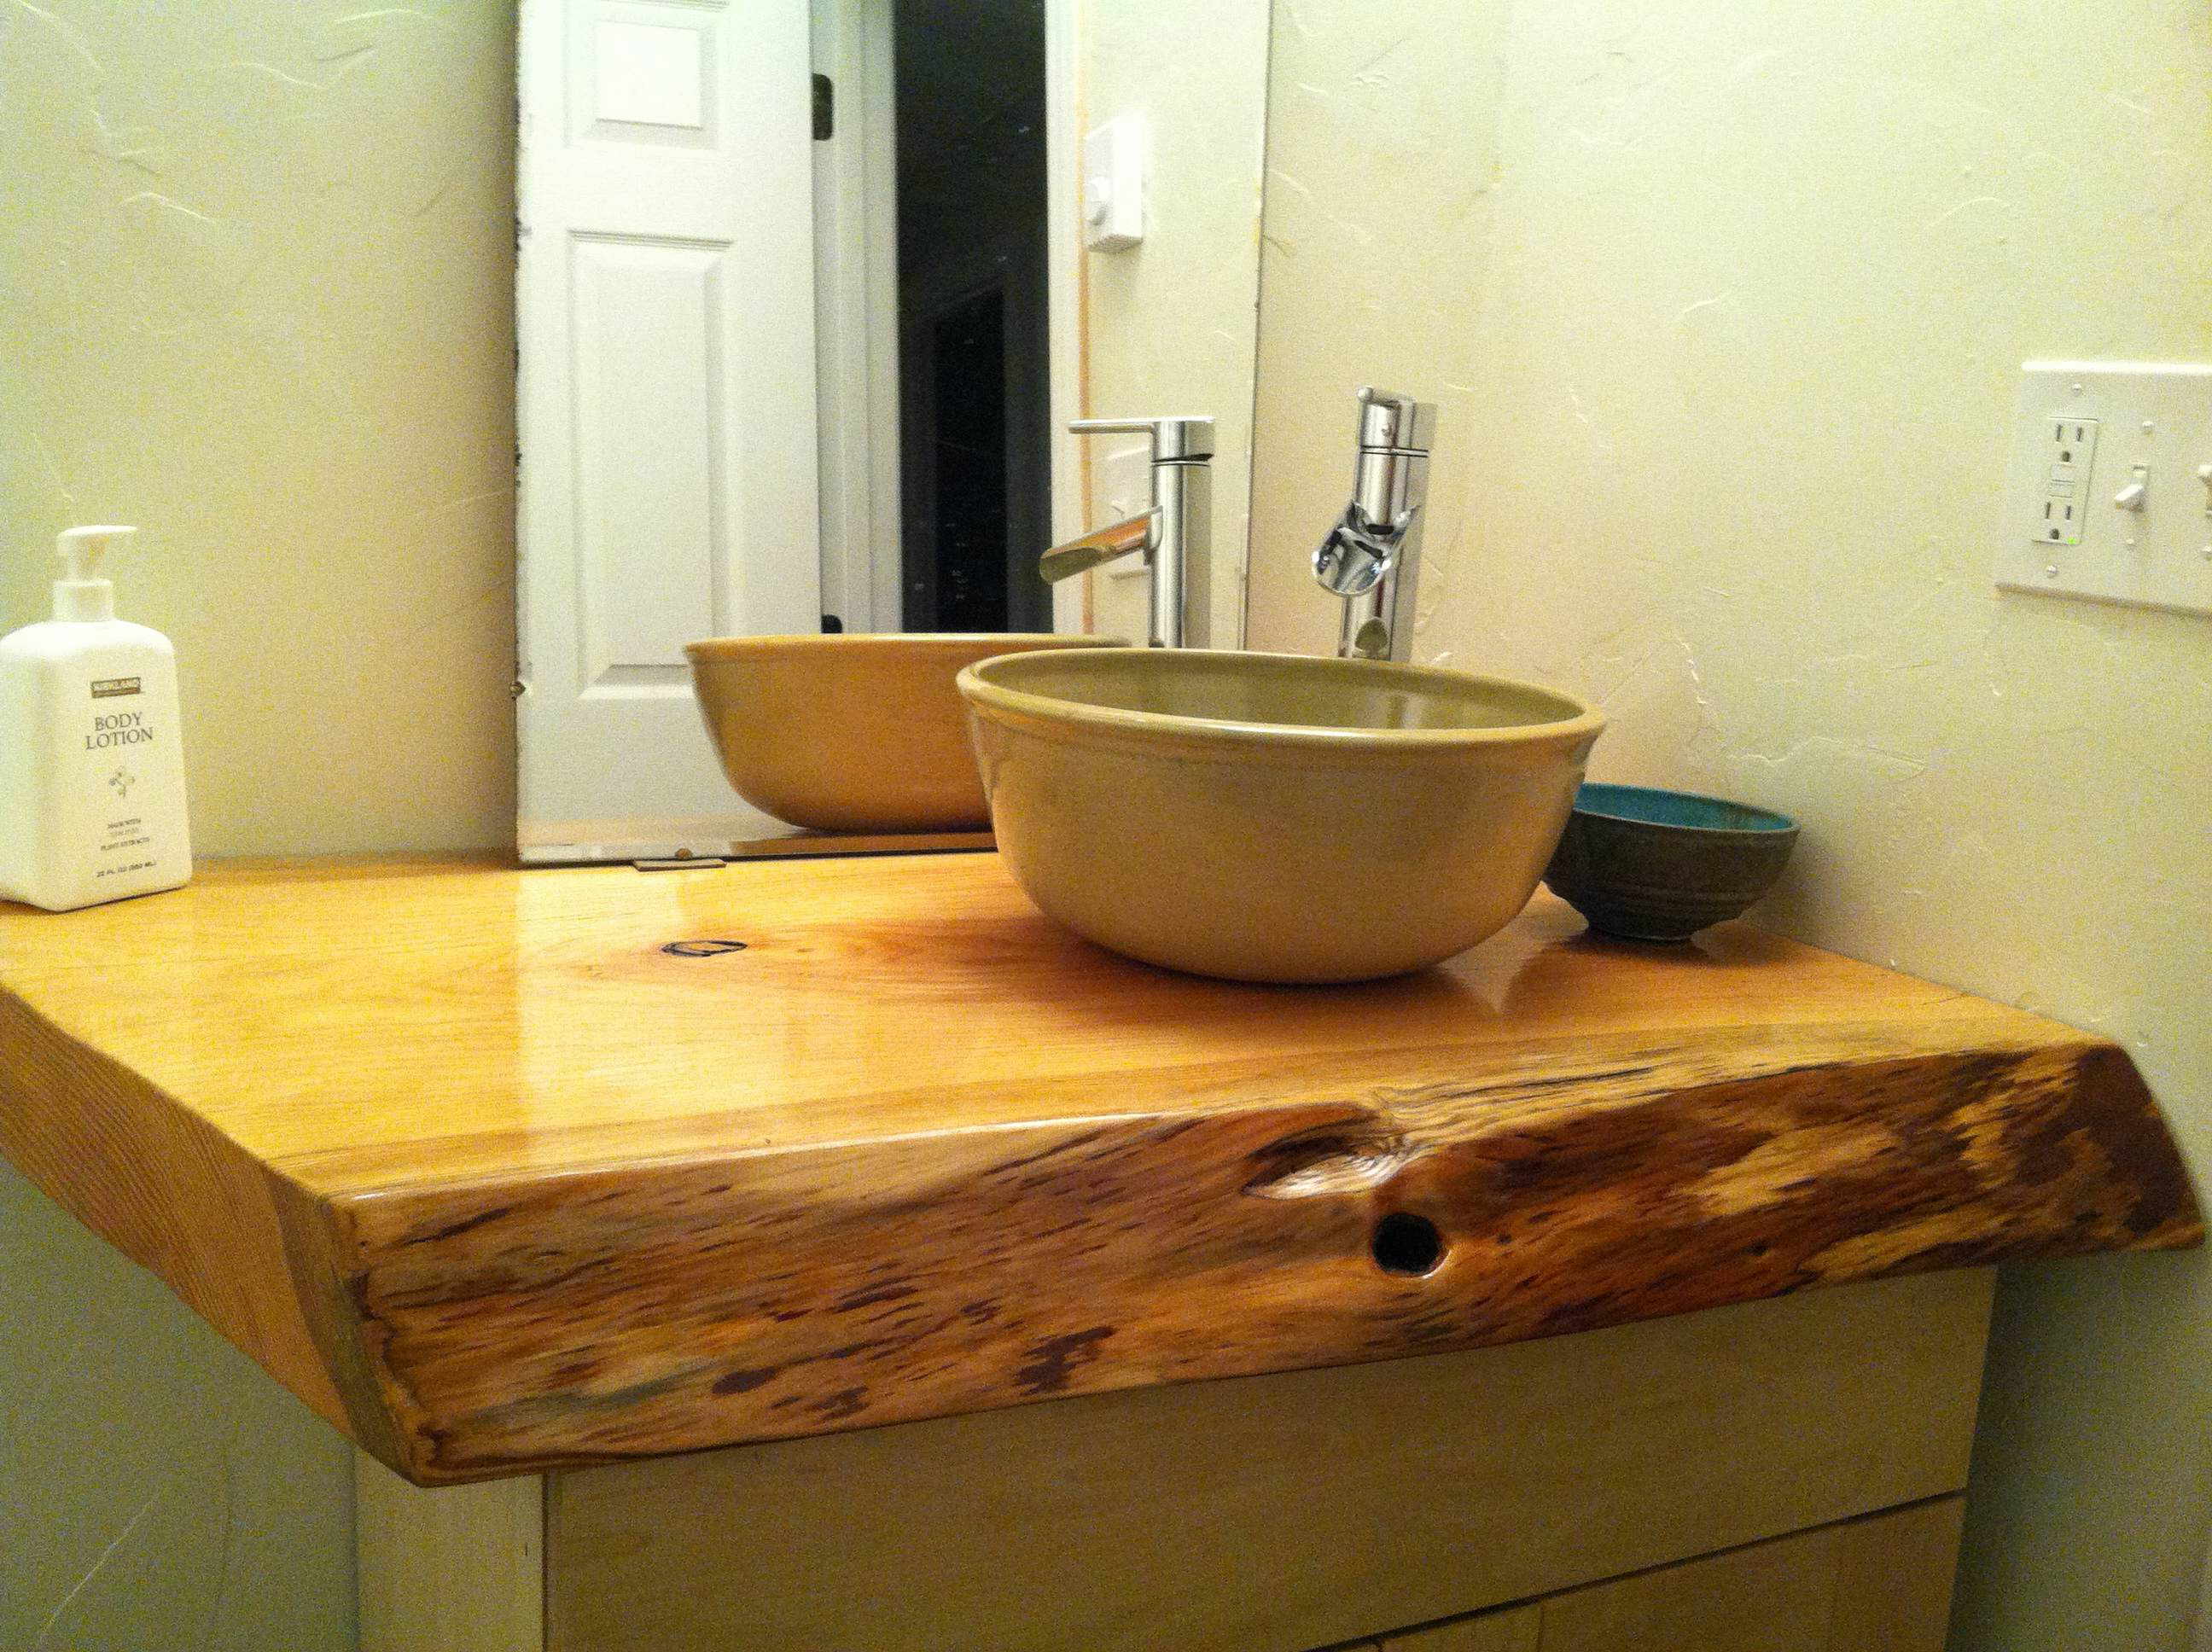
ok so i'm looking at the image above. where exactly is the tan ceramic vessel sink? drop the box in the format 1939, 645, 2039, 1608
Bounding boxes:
958, 648, 1604, 982
687, 634, 1120, 834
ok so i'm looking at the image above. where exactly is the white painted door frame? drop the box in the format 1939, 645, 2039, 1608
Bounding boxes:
810, 0, 902, 635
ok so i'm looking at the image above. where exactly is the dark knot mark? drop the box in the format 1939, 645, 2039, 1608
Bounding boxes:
812, 1386, 869, 1422
662, 939, 748, 957
1014, 1326, 1115, 1395
835, 1283, 918, 1312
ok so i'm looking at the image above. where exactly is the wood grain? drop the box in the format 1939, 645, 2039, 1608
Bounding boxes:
543, 1272, 1988, 1652
0, 853, 2197, 1483
1532, 1496, 1964, 1652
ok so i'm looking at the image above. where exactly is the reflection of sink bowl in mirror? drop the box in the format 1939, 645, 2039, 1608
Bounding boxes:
958, 649, 1605, 983
686, 635, 1121, 835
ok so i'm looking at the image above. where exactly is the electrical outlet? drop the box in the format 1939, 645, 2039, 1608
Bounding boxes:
2032, 414, 2098, 548
1995, 362, 2212, 618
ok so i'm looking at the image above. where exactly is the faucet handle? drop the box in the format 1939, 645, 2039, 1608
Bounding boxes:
1068, 416, 1215, 462
1355, 387, 1435, 454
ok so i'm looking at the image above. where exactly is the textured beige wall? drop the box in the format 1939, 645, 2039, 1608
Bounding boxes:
1250, 2, 2212, 1647
0, 0, 516, 858
1079, 0, 1270, 647
1, 0, 516, 1643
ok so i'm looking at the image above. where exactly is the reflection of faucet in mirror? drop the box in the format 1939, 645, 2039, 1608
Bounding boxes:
1042, 417, 1214, 649
1314, 387, 1435, 662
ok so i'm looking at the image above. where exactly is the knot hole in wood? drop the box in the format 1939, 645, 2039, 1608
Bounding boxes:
1371, 1211, 1447, 1277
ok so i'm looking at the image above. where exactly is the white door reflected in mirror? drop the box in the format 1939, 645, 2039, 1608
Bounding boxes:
515, 0, 821, 861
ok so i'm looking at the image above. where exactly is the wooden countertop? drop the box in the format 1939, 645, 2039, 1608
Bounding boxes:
0, 853, 2197, 1484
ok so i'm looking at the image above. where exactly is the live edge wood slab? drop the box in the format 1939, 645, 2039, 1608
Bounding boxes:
0, 853, 2197, 1486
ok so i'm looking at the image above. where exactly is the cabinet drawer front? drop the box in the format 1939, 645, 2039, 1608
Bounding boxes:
543, 1271, 1991, 1652
1378, 1498, 1963, 1652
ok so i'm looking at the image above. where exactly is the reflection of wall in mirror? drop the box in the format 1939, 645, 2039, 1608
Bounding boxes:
1244, 5, 2212, 1649
1077, 0, 1270, 650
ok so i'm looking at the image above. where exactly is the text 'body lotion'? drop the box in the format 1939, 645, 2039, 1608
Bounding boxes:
0, 526, 191, 911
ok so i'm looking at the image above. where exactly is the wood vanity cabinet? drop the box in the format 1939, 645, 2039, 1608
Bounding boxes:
0, 857, 2195, 1650
361, 1270, 1987, 1652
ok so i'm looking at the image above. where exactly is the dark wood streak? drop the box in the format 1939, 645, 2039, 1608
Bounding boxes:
324, 1028, 2198, 1482
1014, 1327, 1117, 1395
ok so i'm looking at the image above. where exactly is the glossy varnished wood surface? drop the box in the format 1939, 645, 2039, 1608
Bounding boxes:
0, 853, 2197, 1483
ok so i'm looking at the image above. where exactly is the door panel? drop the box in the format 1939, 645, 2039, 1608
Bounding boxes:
518, 0, 820, 860
569, 237, 725, 682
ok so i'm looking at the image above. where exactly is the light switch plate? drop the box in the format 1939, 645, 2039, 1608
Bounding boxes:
1097, 440, 1151, 579
1995, 361, 2212, 617
1083, 115, 1145, 251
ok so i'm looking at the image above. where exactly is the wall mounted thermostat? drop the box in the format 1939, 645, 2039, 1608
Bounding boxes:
1995, 361, 2212, 618
1083, 115, 1145, 252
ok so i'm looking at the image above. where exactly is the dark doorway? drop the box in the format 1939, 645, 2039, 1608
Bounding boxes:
924, 288, 1010, 630
894, 0, 1052, 633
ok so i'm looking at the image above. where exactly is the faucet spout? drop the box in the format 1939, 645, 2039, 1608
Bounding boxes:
1040, 509, 1158, 584
1315, 387, 1435, 661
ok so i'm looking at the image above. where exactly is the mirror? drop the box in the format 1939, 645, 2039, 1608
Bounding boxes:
515, 0, 1271, 863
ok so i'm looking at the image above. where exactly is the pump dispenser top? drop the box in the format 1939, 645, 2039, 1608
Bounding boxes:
55, 525, 135, 623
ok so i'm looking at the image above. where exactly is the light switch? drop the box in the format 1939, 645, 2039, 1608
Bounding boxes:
1083, 116, 1145, 252
1995, 362, 2212, 618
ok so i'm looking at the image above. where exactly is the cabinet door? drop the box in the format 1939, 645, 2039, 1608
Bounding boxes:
1379, 1606, 1541, 1649
1530, 1498, 1963, 1652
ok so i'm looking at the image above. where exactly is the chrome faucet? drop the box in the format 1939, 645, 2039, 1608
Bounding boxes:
1313, 387, 1435, 661
1041, 416, 1214, 648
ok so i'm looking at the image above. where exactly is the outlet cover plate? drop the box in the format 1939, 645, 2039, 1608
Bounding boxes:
1996, 361, 2212, 617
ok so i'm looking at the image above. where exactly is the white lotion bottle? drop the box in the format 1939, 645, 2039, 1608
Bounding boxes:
0, 526, 192, 910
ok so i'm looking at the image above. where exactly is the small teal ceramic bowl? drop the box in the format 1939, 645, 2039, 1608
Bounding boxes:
1544, 782, 1800, 941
